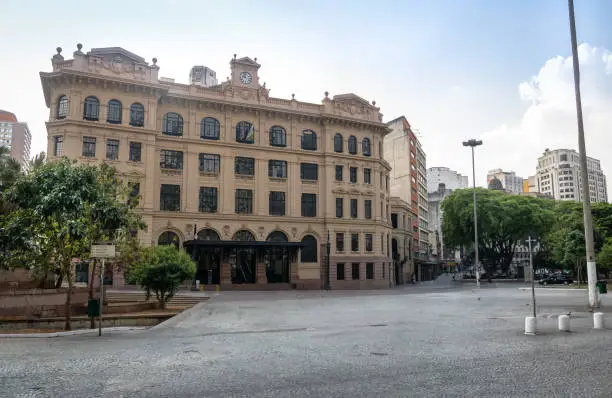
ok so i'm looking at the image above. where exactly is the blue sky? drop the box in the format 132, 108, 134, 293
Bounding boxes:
1, 0, 611, 187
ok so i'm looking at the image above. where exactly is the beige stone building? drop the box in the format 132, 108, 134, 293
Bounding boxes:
40, 45, 393, 290
390, 197, 415, 284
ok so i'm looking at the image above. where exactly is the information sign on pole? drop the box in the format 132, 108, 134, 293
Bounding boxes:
91, 245, 116, 258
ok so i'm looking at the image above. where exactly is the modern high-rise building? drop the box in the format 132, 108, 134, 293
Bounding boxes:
486, 168, 523, 194
0, 110, 31, 166
40, 45, 394, 290
427, 167, 468, 193
536, 148, 608, 203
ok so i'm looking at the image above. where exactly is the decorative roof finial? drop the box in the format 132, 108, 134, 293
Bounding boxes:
77, 43, 82, 51
152, 57, 157, 65
263, 82, 266, 88
372, 100, 376, 106
233, 53, 237, 60
56, 47, 62, 55
292, 93, 295, 100
254, 57, 257, 62
324, 91, 329, 99
226, 76, 230, 81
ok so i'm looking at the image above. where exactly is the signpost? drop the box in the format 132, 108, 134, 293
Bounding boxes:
91, 244, 116, 337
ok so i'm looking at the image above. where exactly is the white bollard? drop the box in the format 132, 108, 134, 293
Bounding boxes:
525, 316, 537, 335
558, 314, 570, 332
593, 312, 605, 329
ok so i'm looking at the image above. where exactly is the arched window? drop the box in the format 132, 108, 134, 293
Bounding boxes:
267, 231, 288, 242
362, 138, 371, 156
200, 117, 220, 140
57, 95, 69, 120
334, 133, 343, 153
197, 228, 220, 241
158, 231, 180, 249
301, 130, 317, 150
233, 230, 256, 241
107, 99, 122, 124
162, 112, 184, 136
83, 96, 100, 121
348, 136, 357, 154
130, 103, 145, 127
269, 126, 286, 147
236, 121, 254, 144
300, 235, 317, 263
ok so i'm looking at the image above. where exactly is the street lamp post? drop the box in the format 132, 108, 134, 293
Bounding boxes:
463, 139, 483, 288
526, 236, 537, 318
568, 0, 598, 308
325, 230, 331, 290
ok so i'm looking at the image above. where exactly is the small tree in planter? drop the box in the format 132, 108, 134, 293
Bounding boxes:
130, 245, 196, 309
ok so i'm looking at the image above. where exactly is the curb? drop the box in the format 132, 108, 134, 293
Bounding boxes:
517, 287, 586, 292
0, 326, 147, 339
150, 301, 209, 330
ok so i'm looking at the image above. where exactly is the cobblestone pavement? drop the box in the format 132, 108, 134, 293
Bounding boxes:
1, 284, 611, 397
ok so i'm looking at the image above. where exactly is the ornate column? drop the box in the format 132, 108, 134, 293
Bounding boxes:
220, 248, 232, 285
256, 249, 267, 284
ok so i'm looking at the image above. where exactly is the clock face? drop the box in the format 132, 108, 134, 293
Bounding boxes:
239, 71, 252, 84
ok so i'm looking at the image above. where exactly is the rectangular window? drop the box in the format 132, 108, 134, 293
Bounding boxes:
336, 233, 345, 252
128, 182, 140, 206
235, 157, 255, 176
268, 160, 288, 178
366, 263, 374, 280
351, 233, 359, 252
365, 234, 373, 252
160, 184, 180, 211
350, 167, 357, 183
82, 136, 96, 157
364, 168, 371, 184
386, 176, 389, 190
199, 153, 221, 174
352, 263, 360, 280
336, 198, 343, 218
269, 191, 286, 216
53, 136, 64, 157
364, 200, 372, 219
300, 163, 318, 181
235, 189, 253, 214
382, 261, 385, 279
391, 213, 398, 229
301, 193, 316, 217
199, 187, 218, 213
350, 199, 358, 218
106, 139, 119, 160
336, 263, 345, 280
335, 165, 343, 181
160, 150, 183, 169
129, 142, 141, 162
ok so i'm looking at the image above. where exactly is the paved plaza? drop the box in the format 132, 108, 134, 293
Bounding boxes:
1, 284, 611, 397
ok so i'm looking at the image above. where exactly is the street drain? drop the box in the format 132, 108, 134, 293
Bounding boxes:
369, 324, 387, 327
370, 352, 389, 356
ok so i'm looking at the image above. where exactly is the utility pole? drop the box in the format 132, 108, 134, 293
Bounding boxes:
527, 236, 537, 318
463, 139, 483, 288
568, 0, 598, 308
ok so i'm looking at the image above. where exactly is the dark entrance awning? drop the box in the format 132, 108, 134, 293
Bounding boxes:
183, 239, 305, 249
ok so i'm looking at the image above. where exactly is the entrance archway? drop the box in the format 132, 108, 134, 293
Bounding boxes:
265, 231, 289, 283
232, 230, 256, 284
195, 228, 221, 285
158, 231, 180, 249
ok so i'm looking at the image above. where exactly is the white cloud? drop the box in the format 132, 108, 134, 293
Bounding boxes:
480, 43, 612, 185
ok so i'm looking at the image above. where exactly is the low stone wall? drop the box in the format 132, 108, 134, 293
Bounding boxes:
0, 313, 173, 332
0, 287, 102, 318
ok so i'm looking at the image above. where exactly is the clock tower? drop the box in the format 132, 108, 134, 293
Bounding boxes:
230, 55, 261, 88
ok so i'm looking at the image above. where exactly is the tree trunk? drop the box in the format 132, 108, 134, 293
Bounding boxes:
64, 273, 73, 331
88, 260, 97, 329
55, 273, 63, 289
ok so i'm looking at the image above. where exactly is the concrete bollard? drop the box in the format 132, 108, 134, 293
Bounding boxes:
593, 312, 605, 329
525, 316, 537, 335
558, 314, 570, 332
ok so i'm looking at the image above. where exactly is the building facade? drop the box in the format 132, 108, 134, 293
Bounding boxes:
390, 196, 414, 284
0, 110, 32, 166
427, 183, 455, 261
426, 167, 468, 193
536, 148, 608, 203
189, 66, 218, 87
486, 168, 523, 194
40, 45, 393, 290
415, 139, 430, 253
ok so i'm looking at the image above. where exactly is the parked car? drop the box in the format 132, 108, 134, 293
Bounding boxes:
538, 274, 573, 285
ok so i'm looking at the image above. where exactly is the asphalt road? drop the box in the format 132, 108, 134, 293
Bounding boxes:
1, 283, 611, 398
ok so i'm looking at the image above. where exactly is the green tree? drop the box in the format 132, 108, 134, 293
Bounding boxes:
597, 238, 612, 278
442, 188, 554, 280
3, 159, 144, 330
129, 245, 196, 309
